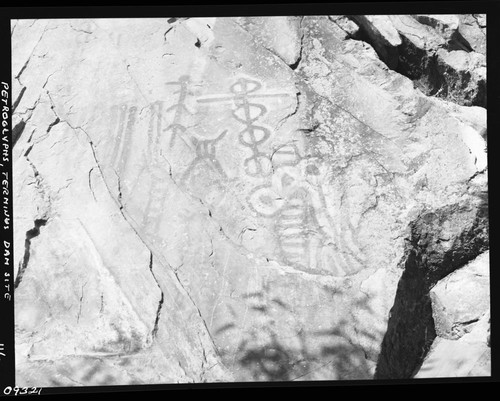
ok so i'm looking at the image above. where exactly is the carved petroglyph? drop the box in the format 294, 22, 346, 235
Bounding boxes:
275, 190, 310, 267
271, 143, 302, 168
104, 73, 365, 275
248, 137, 366, 276
165, 75, 193, 149
197, 77, 292, 177
248, 185, 284, 217
140, 101, 171, 233
146, 101, 164, 155
108, 104, 138, 176
107, 101, 169, 232
103, 76, 363, 275
72, 20, 97, 45
180, 129, 229, 188
105, 76, 232, 232
165, 76, 230, 189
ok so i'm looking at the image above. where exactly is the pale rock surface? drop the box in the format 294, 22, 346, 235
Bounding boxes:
328, 16, 360, 39
350, 15, 401, 68
415, 311, 490, 378
430, 251, 490, 340
414, 251, 491, 378
458, 14, 486, 55
233, 16, 302, 67
11, 15, 488, 385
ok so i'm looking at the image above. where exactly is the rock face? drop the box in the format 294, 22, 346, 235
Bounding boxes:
11, 15, 488, 386
430, 251, 490, 341
415, 252, 490, 378
351, 14, 486, 107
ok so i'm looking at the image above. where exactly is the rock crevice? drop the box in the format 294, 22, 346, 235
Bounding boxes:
149, 253, 164, 339
375, 199, 489, 379
14, 218, 47, 289
348, 14, 486, 107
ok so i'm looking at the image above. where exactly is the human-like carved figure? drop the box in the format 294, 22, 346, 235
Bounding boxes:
165, 75, 193, 148
180, 130, 228, 186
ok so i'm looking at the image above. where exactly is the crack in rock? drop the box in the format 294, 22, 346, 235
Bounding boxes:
12, 85, 26, 113
76, 282, 88, 324
289, 16, 305, 70
232, 17, 303, 71
15, 24, 52, 85
88, 167, 97, 201
275, 91, 301, 133
44, 106, 224, 365
12, 119, 26, 148
12, 16, 489, 383
149, 253, 164, 339
14, 218, 47, 289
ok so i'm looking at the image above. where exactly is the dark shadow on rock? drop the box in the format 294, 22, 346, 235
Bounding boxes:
239, 290, 313, 381
346, 15, 486, 108
375, 198, 489, 379
313, 293, 383, 380
217, 286, 314, 382
218, 282, 382, 381
238, 331, 297, 381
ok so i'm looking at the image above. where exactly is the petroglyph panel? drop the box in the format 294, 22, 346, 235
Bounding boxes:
197, 76, 294, 178
246, 134, 367, 276
11, 15, 488, 387
101, 73, 367, 277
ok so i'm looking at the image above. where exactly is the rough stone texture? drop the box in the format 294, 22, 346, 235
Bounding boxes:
415, 310, 490, 378
349, 14, 487, 107
233, 17, 302, 67
414, 14, 460, 39
328, 16, 361, 40
349, 15, 401, 69
435, 49, 486, 107
11, 15, 488, 385
458, 14, 486, 55
413, 251, 490, 378
374, 199, 489, 380
430, 251, 489, 340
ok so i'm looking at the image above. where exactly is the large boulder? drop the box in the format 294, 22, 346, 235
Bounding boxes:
413, 251, 490, 378
415, 310, 490, 378
430, 251, 490, 340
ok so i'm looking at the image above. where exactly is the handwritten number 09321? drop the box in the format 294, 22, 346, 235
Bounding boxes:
3, 386, 42, 395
